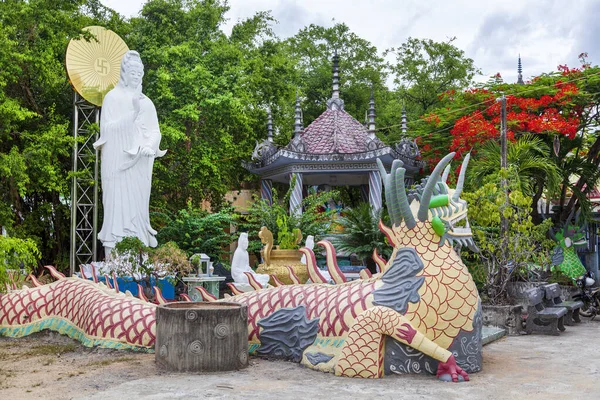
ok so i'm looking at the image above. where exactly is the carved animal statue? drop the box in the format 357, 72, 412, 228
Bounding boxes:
0, 153, 481, 382
214, 153, 481, 381
0, 266, 156, 351
550, 210, 587, 280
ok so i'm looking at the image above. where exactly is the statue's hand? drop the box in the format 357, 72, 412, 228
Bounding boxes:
141, 147, 155, 157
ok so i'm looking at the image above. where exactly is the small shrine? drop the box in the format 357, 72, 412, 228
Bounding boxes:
243, 52, 424, 214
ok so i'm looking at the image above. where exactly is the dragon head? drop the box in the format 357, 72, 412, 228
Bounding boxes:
408, 153, 477, 251
377, 152, 477, 252
551, 209, 587, 249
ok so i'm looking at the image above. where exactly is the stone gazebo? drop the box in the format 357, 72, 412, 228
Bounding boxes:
243, 53, 424, 215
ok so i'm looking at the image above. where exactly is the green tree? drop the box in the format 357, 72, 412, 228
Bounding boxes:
0, 0, 127, 269
463, 177, 554, 304
283, 23, 390, 134
128, 0, 298, 210
386, 36, 478, 138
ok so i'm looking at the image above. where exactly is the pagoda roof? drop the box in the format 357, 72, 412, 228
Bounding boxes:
289, 108, 381, 154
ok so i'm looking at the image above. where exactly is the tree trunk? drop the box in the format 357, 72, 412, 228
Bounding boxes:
155, 302, 249, 372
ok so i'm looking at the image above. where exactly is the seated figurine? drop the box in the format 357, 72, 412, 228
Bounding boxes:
231, 232, 270, 291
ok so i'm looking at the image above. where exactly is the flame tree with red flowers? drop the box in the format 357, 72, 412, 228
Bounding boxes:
415, 54, 600, 224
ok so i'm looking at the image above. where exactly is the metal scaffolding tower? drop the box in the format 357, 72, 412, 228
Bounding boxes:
69, 93, 100, 276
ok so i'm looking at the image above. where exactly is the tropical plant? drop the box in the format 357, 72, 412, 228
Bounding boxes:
240, 185, 338, 256
470, 135, 562, 219
0, 236, 41, 292
154, 205, 238, 261
330, 203, 391, 272
111, 237, 192, 300
462, 176, 555, 305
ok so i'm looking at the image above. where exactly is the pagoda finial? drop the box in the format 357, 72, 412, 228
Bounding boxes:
266, 106, 274, 142
294, 92, 303, 139
401, 104, 408, 135
332, 49, 340, 100
367, 84, 376, 139
326, 50, 345, 110
517, 54, 524, 85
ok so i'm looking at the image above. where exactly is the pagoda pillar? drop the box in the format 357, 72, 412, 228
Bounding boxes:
260, 179, 273, 206
289, 172, 303, 216
369, 170, 382, 212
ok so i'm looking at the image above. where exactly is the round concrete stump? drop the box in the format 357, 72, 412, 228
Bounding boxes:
155, 302, 248, 372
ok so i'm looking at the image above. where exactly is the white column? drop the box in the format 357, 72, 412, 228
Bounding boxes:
369, 170, 382, 212
289, 172, 303, 216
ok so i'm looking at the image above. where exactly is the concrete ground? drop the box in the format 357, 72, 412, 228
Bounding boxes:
79, 320, 600, 400
2, 319, 600, 399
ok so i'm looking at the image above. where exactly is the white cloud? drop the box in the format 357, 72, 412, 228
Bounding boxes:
101, 0, 600, 84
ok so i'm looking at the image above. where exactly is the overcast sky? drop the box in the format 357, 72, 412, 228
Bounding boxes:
101, 0, 599, 85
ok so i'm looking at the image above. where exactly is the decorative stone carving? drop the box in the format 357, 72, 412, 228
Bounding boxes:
93, 50, 166, 257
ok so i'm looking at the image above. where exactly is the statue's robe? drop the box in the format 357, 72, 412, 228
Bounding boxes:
93, 86, 165, 248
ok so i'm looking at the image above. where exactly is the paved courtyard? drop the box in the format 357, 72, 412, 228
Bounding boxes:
2, 319, 600, 399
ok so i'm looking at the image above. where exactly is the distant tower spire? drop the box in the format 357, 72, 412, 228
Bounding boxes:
401, 105, 408, 135
266, 107, 274, 142
326, 49, 345, 110
367, 85, 376, 140
294, 92, 303, 139
517, 54, 524, 85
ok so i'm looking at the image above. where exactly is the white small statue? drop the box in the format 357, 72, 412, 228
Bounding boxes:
300, 235, 315, 264
231, 233, 270, 290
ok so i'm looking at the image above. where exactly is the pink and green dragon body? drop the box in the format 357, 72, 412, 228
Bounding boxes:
1, 153, 481, 381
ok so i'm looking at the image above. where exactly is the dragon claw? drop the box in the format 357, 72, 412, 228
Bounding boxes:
396, 322, 417, 344
436, 355, 470, 383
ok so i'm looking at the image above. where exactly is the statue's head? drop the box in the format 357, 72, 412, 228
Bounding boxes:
305, 235, 314, 249
239, 232, 249, 250
119, 50, 144, 91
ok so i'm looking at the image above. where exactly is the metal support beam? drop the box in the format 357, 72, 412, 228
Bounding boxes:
70, 92, 100, 276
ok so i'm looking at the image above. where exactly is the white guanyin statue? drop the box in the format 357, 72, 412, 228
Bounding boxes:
300, 235, 315, 264
231, 232, 270, 291
93, 50, 166, 259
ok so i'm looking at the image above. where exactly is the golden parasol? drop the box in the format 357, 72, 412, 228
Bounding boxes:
66, 26, 129, 106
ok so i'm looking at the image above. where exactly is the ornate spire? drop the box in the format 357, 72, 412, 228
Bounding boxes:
332, 49, 340, 99
326, 49, 345, 110
266, 107, 274, 142
367, 85, 376, 139
294, 92, 303, 139
401, 105, 408, 135
517, 54, 524, 85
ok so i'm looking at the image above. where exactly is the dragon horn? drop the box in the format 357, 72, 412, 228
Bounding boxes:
418, 153, 456, 221
564, 208, 576, 236
300, 247, 328, 284
285, 266, 301, 285
244, 272, 264, 291
377, 158, 403, 226
136, 284, 149, 302
270, 275, 285, 287
393, 167, 416, 228
179, 293, 192, 302
442, 165, 451, 184
153, 286, 168, 304
44, 265, 65, 280
452, 153, 471, 201
194, 285, 217, 301
317, 240, 347, 284
227, 282, 244, 295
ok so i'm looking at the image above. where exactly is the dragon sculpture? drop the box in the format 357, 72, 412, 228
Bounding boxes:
0, 153, 481, 382
550, 210, 587, 280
